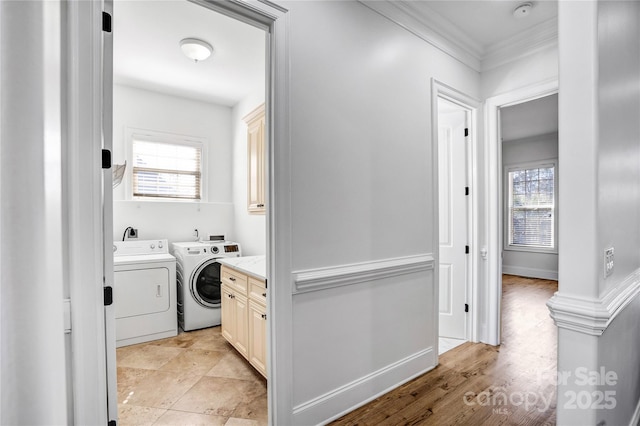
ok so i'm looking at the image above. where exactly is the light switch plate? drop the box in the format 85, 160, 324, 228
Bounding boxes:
604, 247, 614, 278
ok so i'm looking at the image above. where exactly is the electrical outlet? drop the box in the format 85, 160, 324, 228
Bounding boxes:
604, 247, 614, 278
128, 228, 138, 239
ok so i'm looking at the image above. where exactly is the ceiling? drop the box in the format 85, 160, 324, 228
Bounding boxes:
114, 1, 557, 105
361, 0, 558, 71
501, 94, 558, 141
113, 0, 265, 106
421, 1, 558, 51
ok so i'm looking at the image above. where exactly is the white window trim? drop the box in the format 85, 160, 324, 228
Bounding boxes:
125, 127, 208, 202
503, 159, 558, 254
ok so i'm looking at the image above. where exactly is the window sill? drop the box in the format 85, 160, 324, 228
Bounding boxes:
505, 245, 558, 255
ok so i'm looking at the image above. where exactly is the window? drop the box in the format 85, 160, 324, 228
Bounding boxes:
131, 134, 203, 200
506, 162, 556, 251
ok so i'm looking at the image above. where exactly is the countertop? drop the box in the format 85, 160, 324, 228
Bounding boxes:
217, 255, 266, 280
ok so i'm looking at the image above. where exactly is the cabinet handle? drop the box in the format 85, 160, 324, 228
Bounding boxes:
257, 204, 264, 208
229, 277, 236, 282
262, 293, 267, 297
261, 314, 267, 319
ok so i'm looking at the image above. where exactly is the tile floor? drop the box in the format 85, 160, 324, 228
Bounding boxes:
116, 326, 267, 426
438, 337, 466, 355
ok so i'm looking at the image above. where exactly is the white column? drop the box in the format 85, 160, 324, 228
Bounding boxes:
0, 1, 68, 424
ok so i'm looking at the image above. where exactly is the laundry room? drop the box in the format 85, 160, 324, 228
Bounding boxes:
110, 1, 268, 424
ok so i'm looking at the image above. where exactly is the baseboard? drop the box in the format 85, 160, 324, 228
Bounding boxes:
291, 346, 436, 426
502, 265, 558, 281
630, 395, 640, 426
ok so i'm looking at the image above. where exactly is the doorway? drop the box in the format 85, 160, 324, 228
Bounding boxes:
432, 80, 480, 353
106, 0, 271, 423
484, 79, 558, 345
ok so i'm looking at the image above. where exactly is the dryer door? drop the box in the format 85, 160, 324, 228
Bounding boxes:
191, 260, 222, 307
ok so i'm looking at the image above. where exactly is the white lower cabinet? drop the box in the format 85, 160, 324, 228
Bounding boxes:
221, 265, 266, 378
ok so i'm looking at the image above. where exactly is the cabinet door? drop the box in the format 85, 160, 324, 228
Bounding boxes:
249, 300, 267, 377
247, 118, 265, 213
234, 292, 249, 358
245, 103, 265, 214
221, 284, 235, 344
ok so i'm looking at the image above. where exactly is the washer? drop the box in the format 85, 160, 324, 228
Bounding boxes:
113, 239, 177, 347
171, 241, 241, 331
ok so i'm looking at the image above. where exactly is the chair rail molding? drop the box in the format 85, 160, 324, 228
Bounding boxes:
292, 254, 434, 294
547, 268, 640, 336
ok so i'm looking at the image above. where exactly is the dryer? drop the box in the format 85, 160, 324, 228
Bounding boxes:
113, 239, 177, 347
171, 241, 241, 331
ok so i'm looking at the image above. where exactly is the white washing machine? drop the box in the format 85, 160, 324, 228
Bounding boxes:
113, 239, 177, 347
171, 241, 241, 331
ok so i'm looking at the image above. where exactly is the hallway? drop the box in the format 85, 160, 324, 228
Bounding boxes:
331, 275, 558, 425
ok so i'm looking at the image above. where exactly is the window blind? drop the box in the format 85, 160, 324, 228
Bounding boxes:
132, 139, 202, 200
508, 166, 555, 249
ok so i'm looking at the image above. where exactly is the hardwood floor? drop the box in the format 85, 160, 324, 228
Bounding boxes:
331, 275, 558, 426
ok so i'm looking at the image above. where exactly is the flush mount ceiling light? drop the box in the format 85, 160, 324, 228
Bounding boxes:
513, 2, 533, 18
180, 38, 213, 62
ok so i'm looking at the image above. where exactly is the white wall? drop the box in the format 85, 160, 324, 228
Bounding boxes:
112, 85, 236, 243
594, 1, 640, 423
232, 92, 266, 256
502, 132, 559, 280
281, 1, 479, 423
481, 44, 558, 100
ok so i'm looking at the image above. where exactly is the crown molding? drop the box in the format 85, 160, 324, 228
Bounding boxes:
359, 0, 482, 72
547, 269, 640, 336
482, 17, 558, 71
359, 0, 558, 74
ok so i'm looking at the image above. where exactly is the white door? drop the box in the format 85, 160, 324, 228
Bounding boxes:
438, 98, 468, 339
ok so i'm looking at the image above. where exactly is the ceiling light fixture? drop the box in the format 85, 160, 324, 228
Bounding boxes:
513, 2, 533, 18
180, 38, 213, 63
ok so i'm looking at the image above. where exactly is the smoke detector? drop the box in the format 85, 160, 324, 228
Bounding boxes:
513, 2, 533, 18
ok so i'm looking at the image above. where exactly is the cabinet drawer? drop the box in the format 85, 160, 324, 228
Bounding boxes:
249, 277, 266, 306
221, 266, 248, 294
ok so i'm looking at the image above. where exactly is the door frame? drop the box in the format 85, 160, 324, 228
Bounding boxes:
432, 79, 480, 344
483, 78, 559, 345
68, 0, 293, 424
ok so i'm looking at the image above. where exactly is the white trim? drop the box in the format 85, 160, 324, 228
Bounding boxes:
292, 255, 434, 294
503, 159, 558, 255
292, 347, 436, 426
502, 266, 558, 281
125, 127, 208, 202
484, 79, 559, 346
66, 0, 110, 423
359, 0, 481, 71
547, 269, 640, 336
432, 80, 481, 343
482, 17, 558, 72
630, 395, 640, 426
358, 0, 557, 73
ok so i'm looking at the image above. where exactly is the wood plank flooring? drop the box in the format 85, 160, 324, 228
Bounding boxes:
330, 275, 558, 426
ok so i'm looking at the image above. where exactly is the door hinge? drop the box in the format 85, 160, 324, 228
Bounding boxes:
102, 149, 112, 169
465, 303, 469, 313
104, 286, 113, 306
63, 299, 71, 334
465, 245, 470, 254
465, 186, 469, 196
464, 128, 469, 137
102, 12, 112, 33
